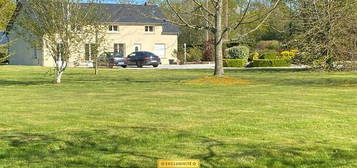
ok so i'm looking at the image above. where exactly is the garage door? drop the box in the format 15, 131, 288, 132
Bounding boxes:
154, 44, 165, 58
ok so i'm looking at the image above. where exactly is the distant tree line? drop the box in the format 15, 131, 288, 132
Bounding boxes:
150, 0, 356, 70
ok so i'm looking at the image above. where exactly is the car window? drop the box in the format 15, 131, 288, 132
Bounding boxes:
144, 52, 154, 56
106, 52, 114, 57
113, 52, 123, 57
128, 53, 135, 58
136, 52, 143, 57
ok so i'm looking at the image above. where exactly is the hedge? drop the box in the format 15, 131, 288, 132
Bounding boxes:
252, 59, 291, 67
223, 59, 247, 67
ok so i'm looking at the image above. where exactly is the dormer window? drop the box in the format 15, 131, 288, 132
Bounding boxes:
145, 26, 154, 33
108, 25, 118, 32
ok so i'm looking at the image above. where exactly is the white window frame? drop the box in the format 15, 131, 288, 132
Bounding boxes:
114, 43, 126, 56
33, 47, 38, 59
85, 43, 97, 61
108, 25, 119, 32
144, 26, 155, 33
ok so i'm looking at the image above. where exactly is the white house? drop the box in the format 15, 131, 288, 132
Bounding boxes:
6, 2, 179, 66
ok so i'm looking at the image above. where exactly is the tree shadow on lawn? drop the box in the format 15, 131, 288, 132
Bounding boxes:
0, 80, 51, 86
230, 68, 311, 73
192, 136, 356, 168
226, 69, 357, 87
0, 128, 356, 168
69, 76, 192, 85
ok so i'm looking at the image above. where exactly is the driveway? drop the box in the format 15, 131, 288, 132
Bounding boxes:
119, 64, 309, 70
125, 64, 215, 69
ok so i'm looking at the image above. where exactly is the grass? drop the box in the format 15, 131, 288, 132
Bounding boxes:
0, 66, 356, 168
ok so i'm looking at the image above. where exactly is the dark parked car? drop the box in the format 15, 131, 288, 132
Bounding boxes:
127, 51, 161, 68
98, 52, 127, 68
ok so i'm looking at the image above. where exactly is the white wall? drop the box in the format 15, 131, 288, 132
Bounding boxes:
11, 24, 178, 67
8, 30, 42, 66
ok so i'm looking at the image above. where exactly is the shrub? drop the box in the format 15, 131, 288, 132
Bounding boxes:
187, 46, 203, 62
280, 50, 296, 59
260, 50, 279, 59
225, 46, 250, 60
290, 49, 299, 54
252, 59, 291, 67
256, 40, 281, 50
223, 59, 247, 67
249, 51, 260, 61
203, 40, 214, 61
0, 46, 8, 63
172, 49, 184, 64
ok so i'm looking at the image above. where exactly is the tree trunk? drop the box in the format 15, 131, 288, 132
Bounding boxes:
95, 59, 98, 75
94, 31, 99, 75
224, 0, 229, 41
55, 70, 64, 84
205, 0, 209, 42
214, 0, 224, 77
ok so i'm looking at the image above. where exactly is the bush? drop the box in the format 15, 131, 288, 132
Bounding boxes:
223, 59, 247, 67
256, 40, 281, 50
280, 50, 296, 60
172, 49, 184, 64
252, 59, 291, 67
187, 46, 203, 62
225, 46, 250, 60
260, 50, 279, 59
203, 40, 214, 61
0, 46, 8, 63
249, 51, 260, 61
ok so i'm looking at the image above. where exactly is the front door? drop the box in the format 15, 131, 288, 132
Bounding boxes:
114, 43, 125, 56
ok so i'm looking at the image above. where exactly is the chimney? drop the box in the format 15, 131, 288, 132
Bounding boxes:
144, 2, 153, 6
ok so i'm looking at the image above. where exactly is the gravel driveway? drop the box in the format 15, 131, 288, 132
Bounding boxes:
126, 64, 215, 69
121, 64, 308, 70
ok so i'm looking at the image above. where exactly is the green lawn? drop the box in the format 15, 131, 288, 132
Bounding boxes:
0, 66, 356, 168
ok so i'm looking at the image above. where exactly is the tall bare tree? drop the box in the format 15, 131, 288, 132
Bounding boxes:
164, 0, 281, 77
15, 0, 105, 83
290, 0, 357, 70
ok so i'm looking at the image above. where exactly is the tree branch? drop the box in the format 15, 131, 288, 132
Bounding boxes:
231, 0, 281, 40
192, 0, 215, 17
164, 0, 215, 31
231, 0, 251, 30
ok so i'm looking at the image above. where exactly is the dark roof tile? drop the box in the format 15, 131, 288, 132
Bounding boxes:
86, 3, 179, 34
13, 2, 179, 34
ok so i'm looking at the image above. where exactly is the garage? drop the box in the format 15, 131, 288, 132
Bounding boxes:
154, 44, 165, 58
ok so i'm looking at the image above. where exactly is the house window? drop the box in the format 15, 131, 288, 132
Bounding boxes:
108, 25, 119, 32
114, 43, 125, 56
145, 26, 154, 33
33, 47, 37, 59
85, 43, 98, 61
